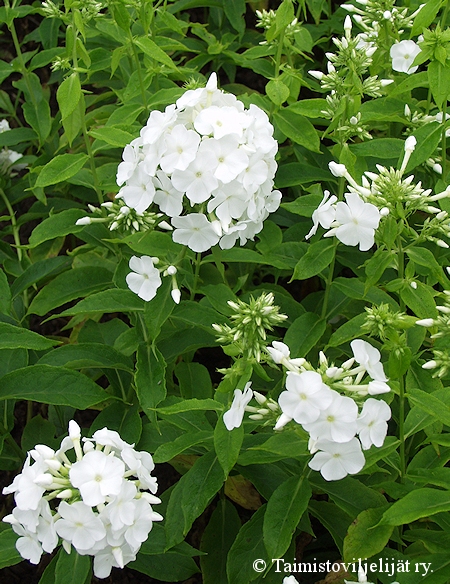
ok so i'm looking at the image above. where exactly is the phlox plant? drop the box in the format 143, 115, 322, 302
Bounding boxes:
2, 0, 450, 583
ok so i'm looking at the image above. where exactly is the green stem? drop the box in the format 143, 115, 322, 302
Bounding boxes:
442, 100, 448, 181
0, 187, 22, 262
396, 233, 406, 482
190, 252, 202, 301
128, 31, 148, 112
320, 240, 338, 321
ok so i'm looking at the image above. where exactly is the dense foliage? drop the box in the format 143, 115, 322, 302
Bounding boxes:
1, 0, 450, 583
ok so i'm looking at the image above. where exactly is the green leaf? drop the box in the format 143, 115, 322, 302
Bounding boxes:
165, 450, 225, 547
310, 475, 386, 518
23, 100, 51, 144
0, 268, 11, 315
21, 414, 57, 452
175, 362, 212, 399
406, 246, 446, 283
264, 475, 311, 559
157, 398, 223, 415
327, 314, 367, 348
89, 126, 135, 147
214, 416, 244, 475
274, 108, 321, 152
35, 153, 89, 188
389, 71, 429, 96
0, 127, 36, 147
27, 267, 112, 316
308, 500, 351, 554
411, 0, 443, 36
135, 344, 166, 424
56, 72, 82, 121
131, 551, 199, 581
153, 430, 213, 463
201, 499, 242, 584
37, 343, 133, 371
407, 388, 450, 427
349, 138, 403, 159
0, 528, 21, 569
28, 209, 87, 247
282, 193, 322, 217
400, 281, 437, 319
134, 36, 178, 69
227, 505, 267, 584
287, 98, 328, 118
266, 78, 290, 106
223, 0, 245, 33
380, 488, 450, 526
0, 322, 58, 350
55, 548, 91, 584
276, 162, 330, 187
406, 123, 442, 173
57, 289, 144, 317
292, 239, 335, 280
428, 60, 450, 109
144, 278, 175, 341
0, 365, 109, 408
89, 402, 142, 445
343, 506, 394, 562
284, 312, 326, 357
11, 257, 71, 299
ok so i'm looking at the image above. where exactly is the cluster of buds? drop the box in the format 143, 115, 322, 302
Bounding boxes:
41, 0, 105, 21
342, 0, 424, 46
362, 303, 415, 341
255, 8, 303, 42
308, 16, 392, 140
212, 292, 288, 363
223, 338, 392, 481
2, 421, 162, 579
76, 200, 170, 235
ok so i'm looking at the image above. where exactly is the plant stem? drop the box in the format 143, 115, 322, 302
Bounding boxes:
321, 240, 338, 321
396, 233, 406, 481
0, 187, 22, 262
190, 252, 202, 300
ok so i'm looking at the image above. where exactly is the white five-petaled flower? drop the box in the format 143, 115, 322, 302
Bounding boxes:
223, 383, 253, 430
351, 339, 388, 382
308, 437, 365, 481
126, 255, 162, 302
357, 398, 391, 450
55, 501, 106, 551
390, 40, 421, 74
69, 450, 125, 506
172, 213, 221, 252
278, 371, 334, 425
324, 192, 380, 251
305, 190, 338, 239
303, 393, 358, 443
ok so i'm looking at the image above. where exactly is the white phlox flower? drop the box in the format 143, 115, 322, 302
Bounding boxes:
303, 393, 358, 443
357, 398, 391, 450
172, 213, 221, 252
2, 422, 162, 579
390, 40, 421, 74
350, 339, 388, 382
305, 190, 338, 239
324, 193, 381, 251
278, 371, 334, 425
223, 383, 253, 430
126, 255, 162, 302
308, 437, 366, 481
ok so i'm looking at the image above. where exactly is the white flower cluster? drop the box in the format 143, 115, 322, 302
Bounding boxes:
223, 339, 391, 481
116, 73, 280, 252
2, 421, 162, 579
0, 119, 26, 177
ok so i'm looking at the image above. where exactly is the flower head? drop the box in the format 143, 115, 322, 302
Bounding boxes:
126, 255, 162, 301
390, 40, 421, 74
223, 383, 253, 430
